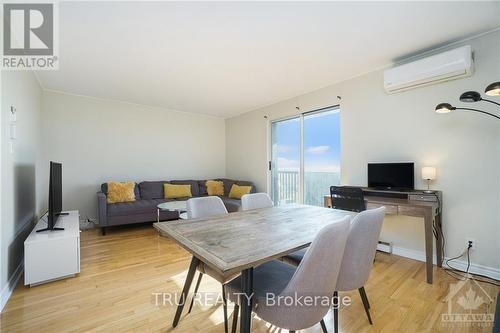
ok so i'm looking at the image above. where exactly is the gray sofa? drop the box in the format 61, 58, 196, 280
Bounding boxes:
97, 178, 255, 235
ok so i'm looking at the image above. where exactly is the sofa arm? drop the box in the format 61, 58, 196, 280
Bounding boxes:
97, 192, 108, 226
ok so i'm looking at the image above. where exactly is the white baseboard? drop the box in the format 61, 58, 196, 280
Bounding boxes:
0, 261, 23, 312
444, 259, 500, 281
0, 217, 33, 313
389, 245, 500, 281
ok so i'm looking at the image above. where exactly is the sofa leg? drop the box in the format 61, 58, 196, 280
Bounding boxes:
101, 227, 106, 236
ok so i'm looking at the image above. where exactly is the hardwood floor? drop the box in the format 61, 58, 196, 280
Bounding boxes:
1, 224, 498, 333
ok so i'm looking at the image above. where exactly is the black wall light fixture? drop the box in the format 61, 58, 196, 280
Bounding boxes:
435, 103, 500, 119
435, 81, 500, 120
485, 81, 500, 96
459, 91, 500, 106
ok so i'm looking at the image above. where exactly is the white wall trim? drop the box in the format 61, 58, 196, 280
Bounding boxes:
0, 261, 23, 312
0, 217, 34, 312
43, 89, 224, 119
389, 245, 500, 281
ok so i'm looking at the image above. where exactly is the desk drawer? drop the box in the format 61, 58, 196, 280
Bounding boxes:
398, 205, 426, 217
409, 194, 438, 202
367, 202, 398, 215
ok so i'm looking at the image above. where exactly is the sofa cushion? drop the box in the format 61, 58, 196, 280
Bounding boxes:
216, 178, 236, 196
235, 180, 256, 193
164, 183, 192, 199
197, 180, 208, 196
206, 180, 225, 196
215, 179, 256, 196
138, 181, 166, 199
101, 182, 141, 200
228, 184, 252, 199
108, 210, 178, 226
108, 198, 170, 216
220, 197, 242, 213
169, 180, 200, 196
106, 181, 136, 204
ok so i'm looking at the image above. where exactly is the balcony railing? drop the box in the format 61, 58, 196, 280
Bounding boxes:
273, 171, 300, 205
272, 170, 340, 207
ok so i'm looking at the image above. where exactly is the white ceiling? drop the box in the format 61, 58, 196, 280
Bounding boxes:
37, 1, 500, 118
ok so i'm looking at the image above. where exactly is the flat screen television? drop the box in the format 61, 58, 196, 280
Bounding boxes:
37, 161, 66, 232
368, 163, 414, 190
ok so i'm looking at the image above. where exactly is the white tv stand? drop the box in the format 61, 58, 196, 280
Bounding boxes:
24, 210, 80, 286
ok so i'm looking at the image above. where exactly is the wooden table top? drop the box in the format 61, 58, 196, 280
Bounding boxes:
154, 204, 357, 276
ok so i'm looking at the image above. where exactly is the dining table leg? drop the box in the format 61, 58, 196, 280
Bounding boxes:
239, 267, 253, 333
172, 256, 199, 327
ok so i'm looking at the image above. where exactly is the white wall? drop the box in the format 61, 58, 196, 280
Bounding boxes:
40, 91, 226, 221
226, 31, 500, 272
1, 71, 42, 298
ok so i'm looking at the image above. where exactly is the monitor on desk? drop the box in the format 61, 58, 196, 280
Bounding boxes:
368, 162, 414, 191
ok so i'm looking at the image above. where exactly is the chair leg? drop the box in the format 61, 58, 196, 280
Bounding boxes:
333, 291, 338, 333
187, 272, 203, 314
222, 284, 228, 333
101, 227, 106, 235
358, 287, 373, 325
320, 319, 328, 333
231, 304, 239, 333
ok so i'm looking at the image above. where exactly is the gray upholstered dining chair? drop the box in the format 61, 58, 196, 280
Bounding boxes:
225, 216, 351, 333
282, 207, 386, 332
184, 196, 232, 333
241, 193, 274, 211
186, 196, 228, 219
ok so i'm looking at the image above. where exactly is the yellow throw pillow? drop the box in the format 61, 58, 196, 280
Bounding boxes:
206, 180, 224, 196
107, 181, 136, 204
228, 184, 252, 199
164, 184, 192, 199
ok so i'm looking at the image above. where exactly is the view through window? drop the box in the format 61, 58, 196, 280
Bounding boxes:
271, 107, 340, 206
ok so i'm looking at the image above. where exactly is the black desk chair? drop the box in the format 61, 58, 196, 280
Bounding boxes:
330, 186, 366, 212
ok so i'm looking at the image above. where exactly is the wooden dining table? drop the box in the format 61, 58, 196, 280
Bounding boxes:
153, 204, 357, 333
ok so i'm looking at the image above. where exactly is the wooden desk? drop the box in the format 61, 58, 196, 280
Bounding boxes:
324, 189, 442, 284
154, 204, 357, 333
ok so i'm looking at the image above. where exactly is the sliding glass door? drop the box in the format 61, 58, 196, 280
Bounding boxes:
271, 107, 340, 206
303, 108, 341, 206
271, 117, 301, 204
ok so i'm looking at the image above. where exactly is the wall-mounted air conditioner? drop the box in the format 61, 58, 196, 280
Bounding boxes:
383, 45, 473, 93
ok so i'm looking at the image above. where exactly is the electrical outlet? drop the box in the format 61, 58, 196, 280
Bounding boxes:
466, 238, 476, 250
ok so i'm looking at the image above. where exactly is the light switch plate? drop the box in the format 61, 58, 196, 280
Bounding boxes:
10, 123, 17, 139
10, 106, 17, 122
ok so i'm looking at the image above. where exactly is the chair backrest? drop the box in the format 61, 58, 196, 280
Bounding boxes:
256, 216, 351, 331
330, 186, 366, 212
336, 207, 385, 291
241, 193, 274, 211
186, 196, 228, 219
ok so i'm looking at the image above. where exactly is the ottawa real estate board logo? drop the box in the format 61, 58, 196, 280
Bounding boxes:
442, 277, 494, 328
2, 2, 59, 70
